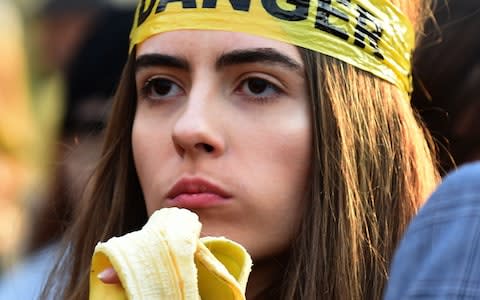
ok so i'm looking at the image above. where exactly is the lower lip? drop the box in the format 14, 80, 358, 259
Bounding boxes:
166, 193, 229, 209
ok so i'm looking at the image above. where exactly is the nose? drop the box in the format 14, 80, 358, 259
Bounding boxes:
172, 94, 225, 159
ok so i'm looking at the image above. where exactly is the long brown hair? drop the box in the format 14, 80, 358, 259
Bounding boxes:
41, 55, 147, 299
278, 2, 438, 298
279, 54, 438, 299
42, 1, 438, 299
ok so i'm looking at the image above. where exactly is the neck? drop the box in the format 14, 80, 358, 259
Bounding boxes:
245, 256, 284, 300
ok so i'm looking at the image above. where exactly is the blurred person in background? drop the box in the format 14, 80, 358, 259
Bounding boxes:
413, 0, 480, 174
0, 0, 36, 271
25, 0, 135, 255
0, 0, 135, 298
384, 161, 480, 299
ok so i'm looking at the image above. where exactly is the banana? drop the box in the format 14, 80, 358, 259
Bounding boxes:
89, 208, 252, 300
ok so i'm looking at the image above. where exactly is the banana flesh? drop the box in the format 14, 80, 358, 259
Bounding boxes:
89, 208, 252, 299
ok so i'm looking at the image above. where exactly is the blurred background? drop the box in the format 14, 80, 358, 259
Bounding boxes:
0, 0, 136, 297
413, 0, 480, 174
0, 0, 479, 297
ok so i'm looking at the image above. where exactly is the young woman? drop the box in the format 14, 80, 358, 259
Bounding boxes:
42, 0, 439, 299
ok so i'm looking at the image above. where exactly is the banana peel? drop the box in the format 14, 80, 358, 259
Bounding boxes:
89, 208, 252, 299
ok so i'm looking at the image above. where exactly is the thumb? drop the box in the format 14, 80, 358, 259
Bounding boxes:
97, 267, 121, 284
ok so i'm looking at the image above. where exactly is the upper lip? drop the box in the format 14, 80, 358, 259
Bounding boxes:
166, 177, 232, 199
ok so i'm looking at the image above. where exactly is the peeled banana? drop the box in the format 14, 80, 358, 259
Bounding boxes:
89, 208, 252, 299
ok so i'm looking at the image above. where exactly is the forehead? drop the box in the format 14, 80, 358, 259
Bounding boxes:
136, 30, 302, 61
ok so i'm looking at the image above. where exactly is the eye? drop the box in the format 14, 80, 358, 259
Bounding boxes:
235, 77, 283, 102
141, 77, 184, 101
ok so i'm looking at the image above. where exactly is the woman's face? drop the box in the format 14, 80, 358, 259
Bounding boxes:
132, 30, 311, 260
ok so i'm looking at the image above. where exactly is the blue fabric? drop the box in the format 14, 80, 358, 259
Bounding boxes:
0, 244, 58, 300
384, 162, 480, 299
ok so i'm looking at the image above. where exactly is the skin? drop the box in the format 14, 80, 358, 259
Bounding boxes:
103, 30, 312, 298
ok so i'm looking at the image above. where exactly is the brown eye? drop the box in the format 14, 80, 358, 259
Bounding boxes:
142, 77, 183, 101
247, 78, 270, 94
235, 77, 282, 103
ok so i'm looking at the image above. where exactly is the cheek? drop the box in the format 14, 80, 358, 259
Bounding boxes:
251, 105, 312, 199
262, 131, 311, 252
131, 119, 149, 198
231, 112, 312, 258
131, 115, 171, 214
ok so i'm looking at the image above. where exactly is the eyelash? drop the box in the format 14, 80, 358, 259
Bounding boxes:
234, 76, 284, 104
140, 76, 184, 101
139, 75, 284, 104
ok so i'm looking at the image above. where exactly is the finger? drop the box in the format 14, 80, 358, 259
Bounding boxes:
97, 267, 121, 284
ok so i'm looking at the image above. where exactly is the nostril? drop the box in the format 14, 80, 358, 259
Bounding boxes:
201, 143, 214, 153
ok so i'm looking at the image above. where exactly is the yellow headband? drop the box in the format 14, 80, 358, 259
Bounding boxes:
130, 0, 415, 96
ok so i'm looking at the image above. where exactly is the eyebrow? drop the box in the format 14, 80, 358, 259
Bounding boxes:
135, 48, 303, 74
216, 48, 302, 73
135, 54, 190, 72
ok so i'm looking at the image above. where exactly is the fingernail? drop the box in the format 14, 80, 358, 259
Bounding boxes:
97, 267, 114, 281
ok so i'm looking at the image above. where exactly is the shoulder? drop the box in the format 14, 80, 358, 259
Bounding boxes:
432, 161, 480, 197
0, 244, 59, 300
384, 162, 480, 299
409, 162, 480, 232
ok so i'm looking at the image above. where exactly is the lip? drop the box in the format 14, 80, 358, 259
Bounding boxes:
165, 177, 232, 209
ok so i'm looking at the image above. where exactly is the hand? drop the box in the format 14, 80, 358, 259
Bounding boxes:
98, 267, 121, 284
